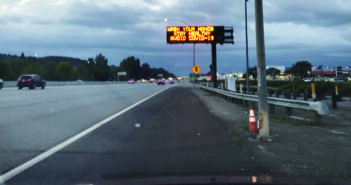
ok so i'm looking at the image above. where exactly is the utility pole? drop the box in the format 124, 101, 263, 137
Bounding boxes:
245, 0, 250, 93
255, 0, 270, 140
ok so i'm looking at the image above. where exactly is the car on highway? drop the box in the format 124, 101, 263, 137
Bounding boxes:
303, 78, 312, 82
326, 77, 344, 82
128, 79, 135, 84
17, 74, 46, 90
314, 78, 324, 81
77, 79, 84, 85
0, 78, 3, 89
333, 78, 344, 82
156, 79, 165, 85
170, 80, 175, 84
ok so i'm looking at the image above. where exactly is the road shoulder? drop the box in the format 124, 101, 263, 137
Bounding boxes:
191, 86, 351, 182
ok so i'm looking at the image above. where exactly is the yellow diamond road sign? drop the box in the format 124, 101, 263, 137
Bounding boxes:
192, 64, 201, 74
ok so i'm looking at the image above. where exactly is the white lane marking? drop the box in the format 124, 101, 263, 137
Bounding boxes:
0, 86, 172, 184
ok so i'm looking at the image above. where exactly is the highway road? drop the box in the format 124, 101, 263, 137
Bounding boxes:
0, 83, 259, 184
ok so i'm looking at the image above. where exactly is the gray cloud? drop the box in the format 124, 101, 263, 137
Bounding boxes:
0, 0, 350, 75
62, 2, 144, 29
263, 0, 351, 26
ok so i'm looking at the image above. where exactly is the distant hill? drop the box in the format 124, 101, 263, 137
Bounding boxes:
0, 53, 87, 67
38, 56, 87, 67
0, 53, 18, 61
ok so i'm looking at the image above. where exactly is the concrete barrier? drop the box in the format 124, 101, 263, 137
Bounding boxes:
3, 81, 127, 88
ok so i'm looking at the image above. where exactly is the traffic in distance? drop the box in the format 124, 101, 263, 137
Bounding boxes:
303, 77, 345, 82
128, 77, 181, 85
0, 75, 183, 90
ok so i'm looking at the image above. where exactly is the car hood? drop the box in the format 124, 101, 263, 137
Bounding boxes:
73, 175, 349, 185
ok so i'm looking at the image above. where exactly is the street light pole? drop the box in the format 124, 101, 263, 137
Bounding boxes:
245, 0, 250, 93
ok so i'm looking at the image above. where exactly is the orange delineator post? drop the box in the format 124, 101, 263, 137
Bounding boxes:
249, 106, 258, 132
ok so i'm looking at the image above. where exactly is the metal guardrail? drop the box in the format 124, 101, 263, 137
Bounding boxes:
200, 85, 330, 116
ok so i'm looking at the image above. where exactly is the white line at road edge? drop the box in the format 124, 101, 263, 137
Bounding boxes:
0, 86, 173, 183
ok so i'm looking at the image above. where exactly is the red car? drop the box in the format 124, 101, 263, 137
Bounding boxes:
170, 80, 175, 84
156, 80, 165, 85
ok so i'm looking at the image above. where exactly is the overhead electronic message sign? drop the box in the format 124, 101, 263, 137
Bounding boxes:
166, 25, 234, 89
167, 26, 234, 44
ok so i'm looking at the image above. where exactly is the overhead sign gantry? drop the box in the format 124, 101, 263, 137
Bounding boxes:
167, 26, 234, 87
167, 26, 234, 44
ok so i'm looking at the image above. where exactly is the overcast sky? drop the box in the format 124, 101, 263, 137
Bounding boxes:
1, 0, 350, 75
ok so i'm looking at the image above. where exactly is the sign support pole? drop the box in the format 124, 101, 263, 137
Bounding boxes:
211, 43, 217, 88
193, 44, 195, 88
255, 0, 270, 141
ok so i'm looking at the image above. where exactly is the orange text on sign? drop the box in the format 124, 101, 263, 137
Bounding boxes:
168, 26, 215, 42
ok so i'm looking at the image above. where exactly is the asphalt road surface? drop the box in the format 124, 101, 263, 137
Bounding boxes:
1, 84, 259, 184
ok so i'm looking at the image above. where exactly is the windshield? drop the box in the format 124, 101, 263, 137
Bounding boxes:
0, 0, 351, 185
19, 75, 32, 80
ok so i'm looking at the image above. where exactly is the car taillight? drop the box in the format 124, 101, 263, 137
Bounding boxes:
17, 78, 22, 82
27, 79, 31, 82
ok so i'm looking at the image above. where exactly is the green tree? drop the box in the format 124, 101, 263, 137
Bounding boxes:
151, 67, 171, 79
109, 65, 119, 81
85, 58, 96, 80
42, 62, 59, 80
0, 59, 9, 80
1, 52, 177, 82
88, 58, 95, 65
94, 53, 109, 81
20, 52, 25, 59
57, 62, 76, 80
22, 61, 42, 75
119, 56, 141, 80
248, 66, 257, 80
7, 58, 27, 79
141, 63, 151, 79
289, 61, 312, 79
266, 67, 281, 79
76, 66, 88, 80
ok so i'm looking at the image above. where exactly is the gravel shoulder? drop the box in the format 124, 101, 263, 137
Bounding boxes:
191, 86, 351, 183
